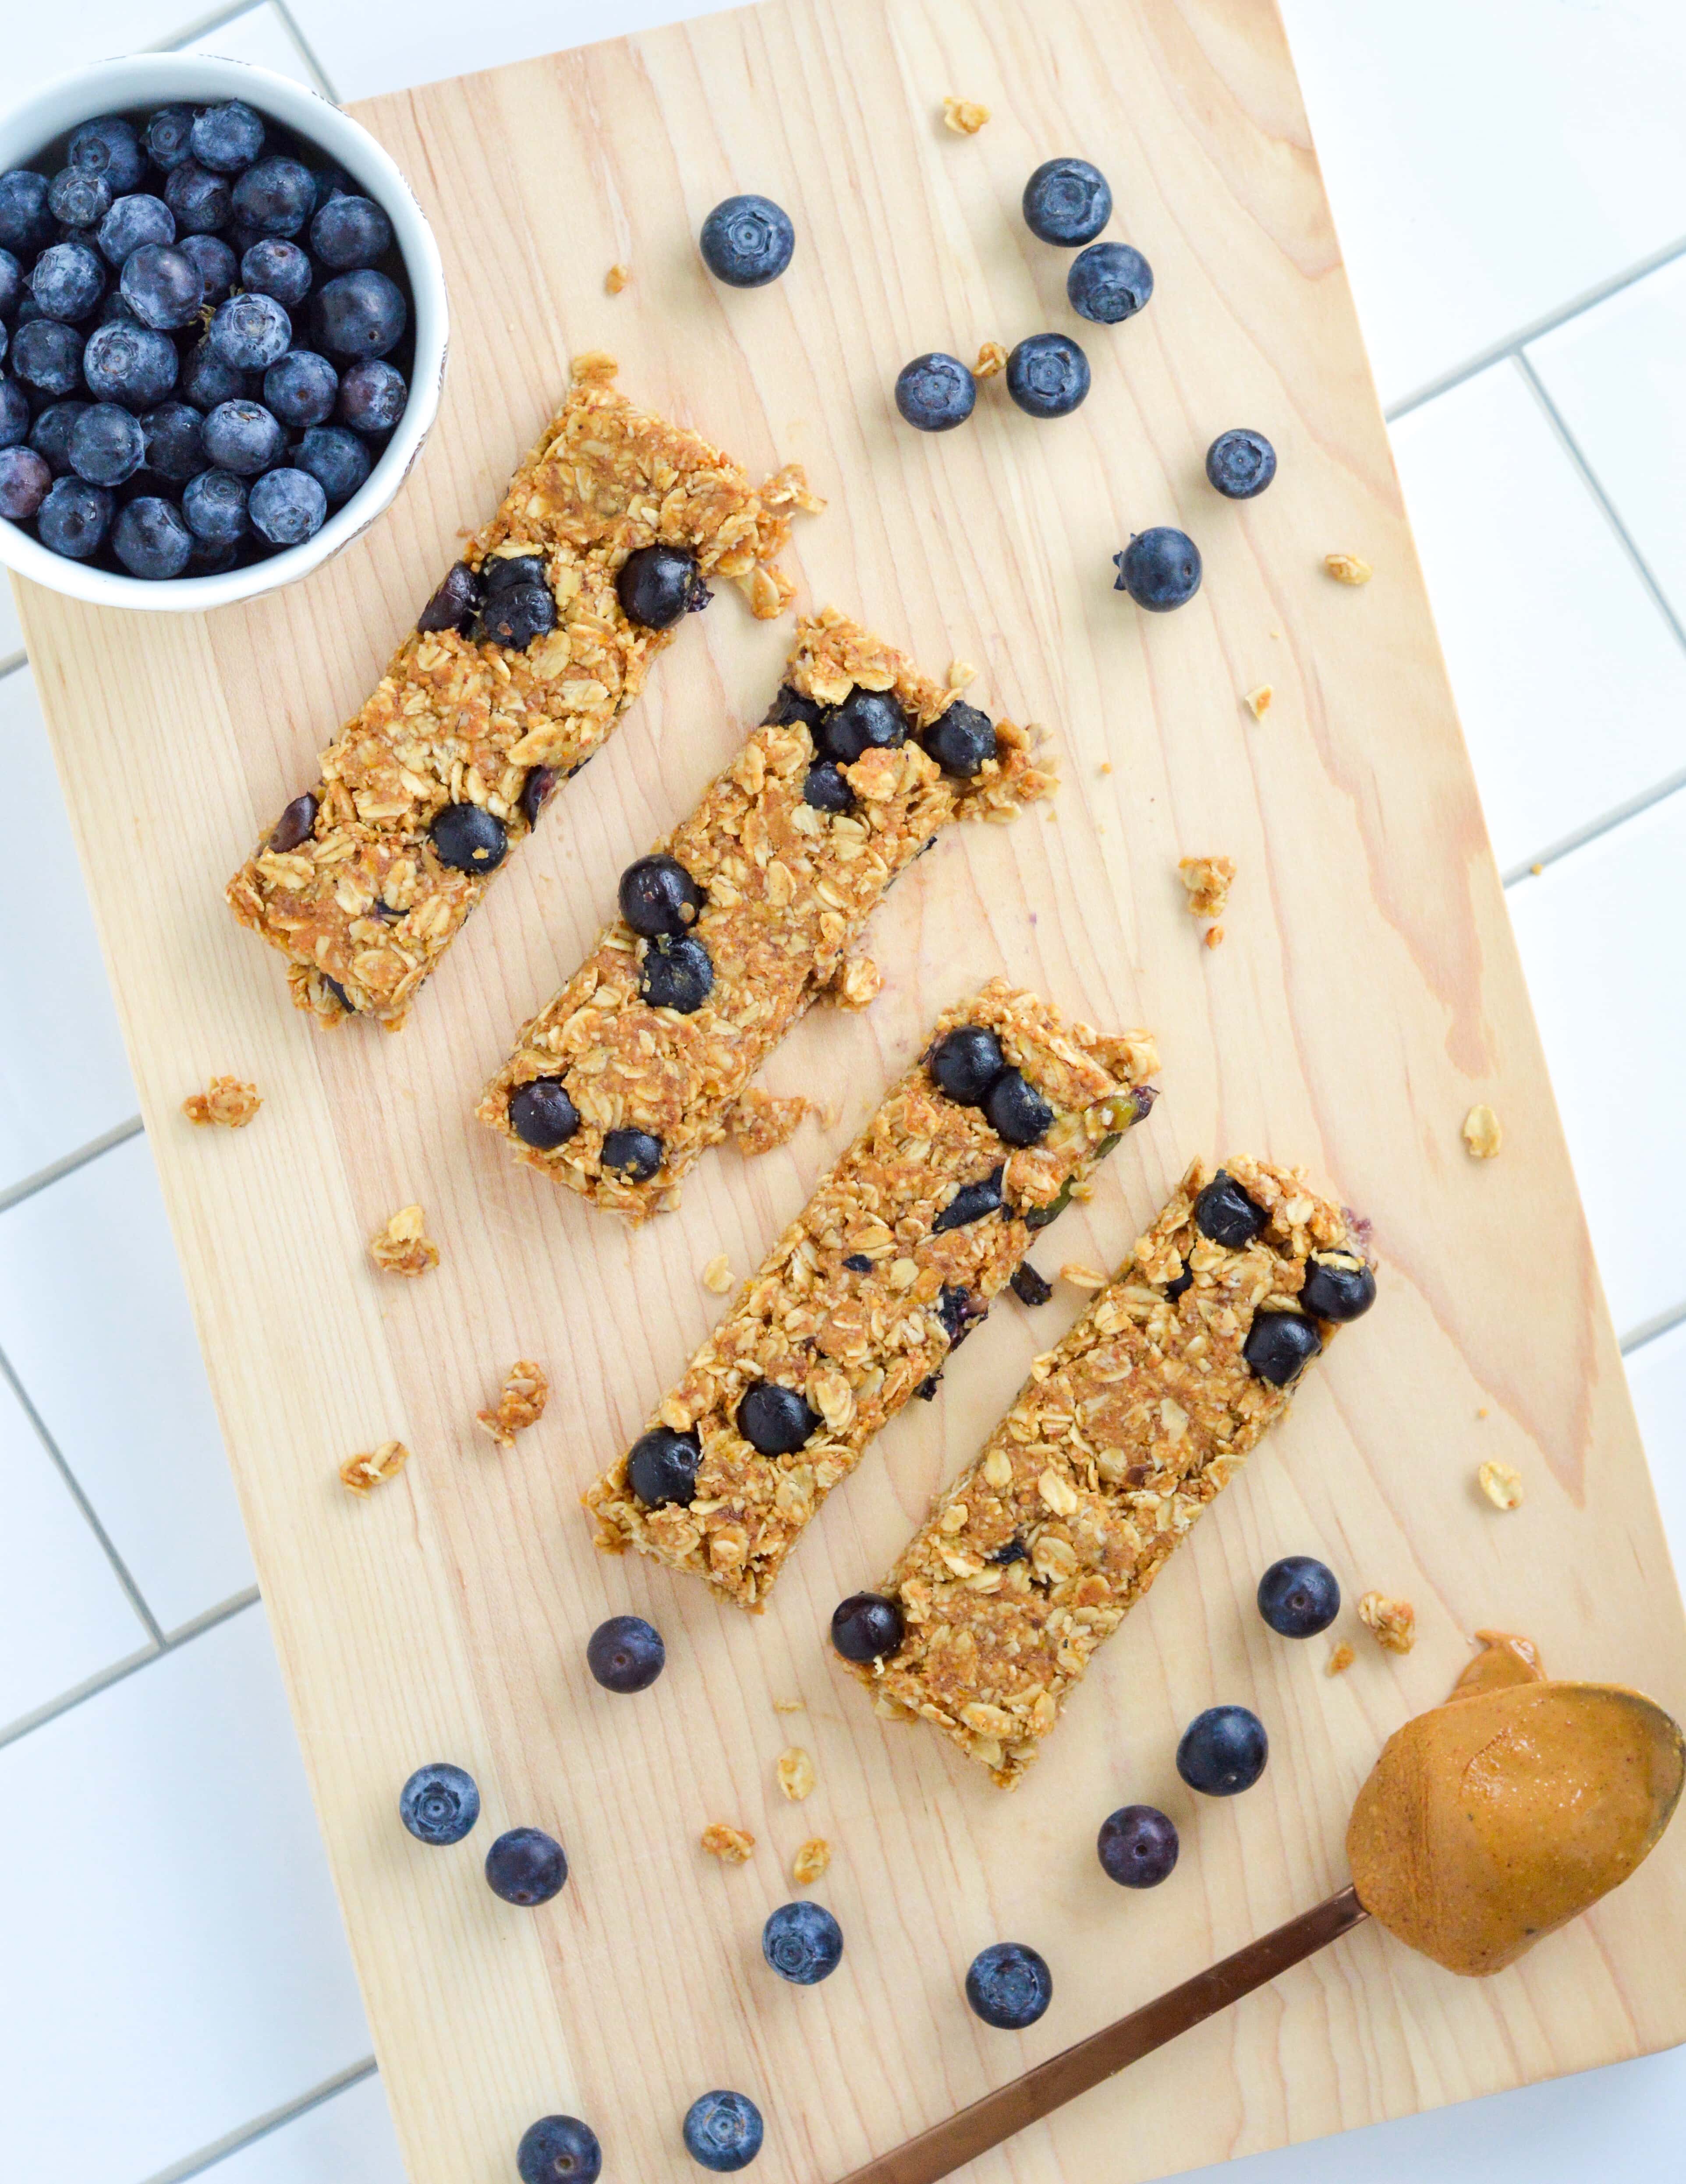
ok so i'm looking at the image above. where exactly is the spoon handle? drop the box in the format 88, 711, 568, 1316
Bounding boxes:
834, 1885, 1370, 2184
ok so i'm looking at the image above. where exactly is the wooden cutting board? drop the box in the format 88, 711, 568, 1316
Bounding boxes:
16, 1, 1686, 2177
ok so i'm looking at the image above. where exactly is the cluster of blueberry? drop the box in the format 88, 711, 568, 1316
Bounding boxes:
0, 100, 411, 578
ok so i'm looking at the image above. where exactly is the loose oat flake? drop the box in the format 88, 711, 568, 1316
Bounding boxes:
942, 97, 991, 134
1463, 1103, 1502, 1159
369, 1203, 439, 1277
792, 1837, 832, 1886
1242, 685, 1273, 720
972, 340, 1008, 380
1326, 1641, 1356, 1677
1179, 854, 1234, 923
1059, 1262, 1108, 1290
776, 1746, 816, 1801
700, 1822, 755, 1864
340, 1440, 410, 1495
476, 1360, 549, 1448
702, 1254, 735, 1296
1325, 553, 1372, 585
1358, 1590, 1416, 1654
605, 262, 630, 294
182, 1075, 262, 1128
1478, 1459, 1524, 1511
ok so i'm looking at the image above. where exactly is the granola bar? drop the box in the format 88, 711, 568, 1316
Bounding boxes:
845, 1156, 1375, 1785
478, 610, 1056, 1219
227, 354, 816, 1030
583, 981, 1158, 1606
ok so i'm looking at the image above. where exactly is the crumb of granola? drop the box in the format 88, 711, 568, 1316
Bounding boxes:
1463, 1103, 1502, 1159
943, 96, 991, 134
702, 1253, 735, 1295
776, 1746, 816, 1801
1178, 854, 1235, 935
831, 954, 883, 1011
792, 1837, 831, 1886
1530, 862, 1543, 876
972, 340, 1008, 380
1242, 684, 1273, 720
1325, 552, 1372, 586
605, 262, 630, 294
700, 1822, 755, 1864
1327, 1641, 1356, 1676
340, 1440, 410, 1495
1059, 1262, 1108, 1290
369, 1203, 439, 1278
1358, 1590, 1416, 1654
1478, 1459, 1524, 1511
946, 658, 978, 690
476, 1359, 549, 1448
772, 1697, 805, 1713
1204, 924, 1225, 950
1067, 1178, 1094, 1203
726, 1088, 810, 1157
1098, 760, 1113, 775
182, 1076, 261, 1128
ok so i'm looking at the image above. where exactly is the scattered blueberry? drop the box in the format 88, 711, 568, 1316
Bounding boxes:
0, 172, 54, 256
1299, 1254, 1376, 1322
619, 852, 704, 938
209, 291, 291, 371
477, 581, 556, 649
183, 467, 248, 545
1257, 1555, 1340, 1639
68, 402, 143, 487
822, 686, 907, 763
311, 192, 393, 269
600, 1127, 663, 1183
802, 759, 854, 813
700, 194, 794, 287
249, 466, 326, 546
829, 1591, 905, 1664
429, 800, 507, 873
1176, 1705, 1268, 1796
616, 542, 706, 628
1113, 527, 1201, 613
1067, 240, 1154, 325
1006, 333, 1090, 419
144, 106, 198, 174
163, 161, 233, 236
120, 242, 204, 330
336, 357, 405, 433
925, 699, 995, 777
737, 1382, 818, 1456
484, 1825, 568, 1906
179, 232, 237, 304
111, 494, 192, 579
295, 423, 371, 504
1097, 1805, 1179, 1888
984, 1068, 1052, 1147
1022, 157, 1112, 246
13, 318, 81, 396
1205, 428, 1276, 499
894, 352, 975, 432
68, 117, 144, 197
929, 1024, 1006, 1106
27, 399, 88, 473
0, 445, 51, 519
763, 1900, 843, 1985
1243, 1311, 1321, 1385
627, 1426, 701, 1507
264, 348, 337, 428
507, 1078, 581, 1152
1192, 1171, 1266, 1247
231, 155, 314, 237
683, 2090, 763, 2173
141, 400, 207, 483
241, 236, 312, 306
191, 101, 266, 176
46, 168, 112, 233
315, 267, 407, 357
36, 475, 112, 558
641, 934, 714, 1014
177, 336, 244, 412
586, 1613, 666, 1694
399, 1760, 481, 1845
517, 2115, 602, 2184
95, 193, 174, 268
966, 1942, 1052, 2029
83, 321, 179, 406
203, 399, 284, 476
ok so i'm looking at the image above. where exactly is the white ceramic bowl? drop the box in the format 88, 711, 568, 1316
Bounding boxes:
0, 52, 447, 611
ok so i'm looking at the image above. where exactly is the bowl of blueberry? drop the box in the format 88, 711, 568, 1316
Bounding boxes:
0, 53, 446, 608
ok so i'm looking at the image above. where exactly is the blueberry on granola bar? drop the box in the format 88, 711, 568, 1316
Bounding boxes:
399, 1760, 480, 1846
640, 934, 714, 1014
1243, 1310, 1321, 1385
802, 760, 854, 813
762, 1899, 843, 1985
830, 1592, 905, 1664
517, 2115, 602, 2184
924, 700, 996, 778
476, 581, 557, 650
601, 1127, 663, 1182
429, 801, 508, 874
763, 683, 825, 732
1300, 1253, 1377, 1322
627, 1426, 700, 1508
928, 1025, 1006, 1106
1192, 1169, 1265, 1247
985, 1069, 1052, 1148
619, 853, 705, 937
519, 766, 559, 827
269, 792, 317, 853
966, 1941, 1052, 2028
586, 1613, 666, 1693
417, 559, 481, 634
932, 1168, 1005, 1233
821, 686, 907, 764
616, 542, 707, 629
737, 1382, 818, 1456
508, 1078, 581, 1151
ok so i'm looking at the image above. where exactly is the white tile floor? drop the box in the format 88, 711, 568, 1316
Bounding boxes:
0, 4, 1682, 2179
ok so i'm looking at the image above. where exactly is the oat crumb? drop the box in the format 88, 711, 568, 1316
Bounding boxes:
946, 658, 978, 690
1325, 552, 1372, 585
1463, 1103, 1502, 1159
340, 1440, 410, 1495
605, 262, 630, 294
772, 1697, 806, 1714
369, 1203, 439, 1278
1358, 1590, 1416, 1654
1242, 684, 1273, 720
776, 1746, 816, 1801
1530, 862, 1544, 876
1478, 1459, 1524, 1511
1059, 1262, 1109, 1290
1179, 854, 1234, 941
831, 953, 883, 1011
1204, 924, 1225, 949
1326, 1641, 1356, 1676
1098, 760, 1113, 775
792, 1837, 832, 1886
943, 97, 992, 135
475, 1360, 549, 1448
1476, 1407, 1489, 1420
972, 340, 1008, 381
702, 1253, 735, 1296
700, 1822, 755, 1864
726, 1088, 810, 1157
183, 1076, 261, 1128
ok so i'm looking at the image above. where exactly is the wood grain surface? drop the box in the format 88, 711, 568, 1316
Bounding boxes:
15, 1, 1686, 2179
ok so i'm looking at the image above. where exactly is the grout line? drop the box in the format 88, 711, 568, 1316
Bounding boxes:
155, 0, 270, 52
1385, 229, 1686, 421
137, 2057, 379, 2184
1622, 1298, 1686, 1358
0, 650, 25, 680
269, 0, 343, 100
1500, 769, 1686, 888
0, 1587, 260, 1754
0, 1113, 144, 1218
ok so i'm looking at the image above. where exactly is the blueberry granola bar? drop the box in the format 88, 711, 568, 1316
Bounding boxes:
477, 609, 1056, 1219
583, 981, 1158, 1607
227, 354, 817, 1029
842, 1156, 1376, 1785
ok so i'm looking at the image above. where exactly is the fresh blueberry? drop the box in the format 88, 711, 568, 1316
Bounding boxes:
182, 468, 248, 546
140, 402, 208, 484
619, 852, 704, 938
829, 1591, 905, 1664
68, 403, 144, 487
1257, 1555, 1339, 1639
929, 1025, 1006, 1106
966, 1942, 1052, 2029
315, 267, 407, 358
191, 101, 266, 176
626, 1426, 700, 1508
683, 2091, 763, 2173
520, 766, 557, 827
1006, 332, 1090, 419
586, 1613, 666, 1694
0, 247, 21, 318
26, 399, 88, 473
1192, 1171, 1265, 1247
231, 155, 315, 237
616, 543, 706, 629
120, 242, 204, 330
144, 105, 200, 174
484, 1825, 567, 1906
0, 172, 54, 255
821, 686, 907, 763
477, 582, 556, 649
209, 292, 291, 371
46, 169, 112, 233
336, 357, 405, 433
699, 194, 794, 287
802, 760, 854, 813
640, 934, 713, 1014
1243, 1311, 1321, 1385
1113, 527, 1202, 612
894, 352, 975, 432
417, 560, 481, 633
179, 232, 237, 304
517, 2115, 602, 2184
112, 495, 192, 580
430, 800, 507, 873
1009, 1261, 1053, 1306
925, 699, 995, 777
1022, 157, 1112, 245
241, 236, 312, 307
93, 290, 139, 326
398, 1760, 481, 1845
985, 1068, 1053, 1148
1066, 240, 1153, 325
83, 321, 179, 407
763, 1900, 843, 1986
249, 466, 327, 547
507, 1078, 581, 1152
932, 1168, 1005, 1233
1299, 1254, 1376, 1322
0, 445, 51, 519
269, 792, 318, 853
0, 379, 29, 452
29, 242, 105, 324
177, 336, 244, 412
736, 1382, 818, 1456
164, 161, 233, 236
310, 164, 356, 213
202, 399, 284, 476
35, 475, 112, 558
310, 193, 394, 269
1205, 428, 1276, 499
95, 194, 174, 269
295, 424, 370, 504
12, 319, 81, 397
67, 117, 144, 196
1097, 1805, 1179, 1888
763, 683, 825, 732
264, 349, 337, 428
600, 1128, 663, 1183
1177, 1705, 1268, 1796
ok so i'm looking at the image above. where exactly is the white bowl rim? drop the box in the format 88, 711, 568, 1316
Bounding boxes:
0, 51, 448, 614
